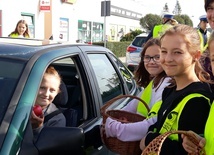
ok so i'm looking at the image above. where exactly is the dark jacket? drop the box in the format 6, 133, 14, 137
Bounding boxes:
33, 103, 66, 139
145, 82, 213, 155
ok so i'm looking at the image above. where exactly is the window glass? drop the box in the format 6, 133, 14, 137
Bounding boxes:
109, 54, 134, 92
88, 54, 123, 103
78, 20, 91, 43
92, 22, 103, 42
132, 36, 147, 47
0, 58, 25, 123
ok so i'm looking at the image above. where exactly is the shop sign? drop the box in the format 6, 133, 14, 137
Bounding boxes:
40, 0, 51, 12
59, 18, 69, 41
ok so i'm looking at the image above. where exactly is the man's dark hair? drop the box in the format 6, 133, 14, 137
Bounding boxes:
205, 0, 214, 11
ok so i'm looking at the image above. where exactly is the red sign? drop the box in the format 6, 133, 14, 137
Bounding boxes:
40, 0, 51, 12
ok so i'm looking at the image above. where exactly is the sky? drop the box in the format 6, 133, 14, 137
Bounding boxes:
117, 0, 207, 27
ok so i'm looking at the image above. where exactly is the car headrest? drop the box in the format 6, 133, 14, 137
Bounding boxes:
53, 81, 68, 106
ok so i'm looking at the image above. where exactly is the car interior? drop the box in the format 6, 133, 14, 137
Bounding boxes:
51, 58, 85, 127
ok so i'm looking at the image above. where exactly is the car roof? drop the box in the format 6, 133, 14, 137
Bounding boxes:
0, 37, 107, 60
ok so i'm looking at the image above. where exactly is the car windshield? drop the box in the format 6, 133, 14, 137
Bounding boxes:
0, 58, 25, 123
132, 36, 147, 47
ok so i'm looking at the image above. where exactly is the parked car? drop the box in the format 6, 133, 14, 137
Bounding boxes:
0, 37, 141, 155
126, 33, 148, 72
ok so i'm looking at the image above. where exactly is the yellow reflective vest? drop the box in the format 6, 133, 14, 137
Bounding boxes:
153, 24, 172, 38
137, 80, 153, 116
159, 93, 211, 141
147, 100, 162, 119
9, 33, 29, 38
204, 102, 214, 154
197, 30, 209, 53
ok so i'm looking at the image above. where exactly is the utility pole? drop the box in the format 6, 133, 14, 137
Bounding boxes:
101, 0, 110, 47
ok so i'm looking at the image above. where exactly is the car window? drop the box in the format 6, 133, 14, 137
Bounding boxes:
132, 36, 147, 47
52, 56, 92, 125
0, 58, 25, 123
88, 54, 123, 103
109, 53, 135, 93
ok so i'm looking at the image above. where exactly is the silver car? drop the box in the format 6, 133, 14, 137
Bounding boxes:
126, 33, 148, 72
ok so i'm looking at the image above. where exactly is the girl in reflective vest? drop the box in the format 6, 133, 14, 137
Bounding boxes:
8, 20, 30, 38
182, 32, 214, 155
140, 24, 213, 154
104, 38, 171, 142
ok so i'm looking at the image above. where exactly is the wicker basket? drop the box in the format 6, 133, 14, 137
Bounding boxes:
141, 130, 206, 155
100, 94, 150, 155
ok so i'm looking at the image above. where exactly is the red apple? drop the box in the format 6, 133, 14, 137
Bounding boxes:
33, 105, 43, 117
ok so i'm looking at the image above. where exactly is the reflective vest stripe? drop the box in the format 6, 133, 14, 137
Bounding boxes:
159, 93, 210, 141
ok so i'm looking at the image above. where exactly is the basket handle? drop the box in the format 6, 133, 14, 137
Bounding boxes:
100, 94, 150, 116
141, 130, 205, 155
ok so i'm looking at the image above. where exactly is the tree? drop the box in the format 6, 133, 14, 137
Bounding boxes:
120, 29, 143, 41
140, 14, 162, 31
180, 14, 193, 26
163, 3, 169, 13
139, 13, 193, 30
173, 0, 182, 15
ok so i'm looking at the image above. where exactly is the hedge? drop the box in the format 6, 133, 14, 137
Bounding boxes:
92, 41, 131, 57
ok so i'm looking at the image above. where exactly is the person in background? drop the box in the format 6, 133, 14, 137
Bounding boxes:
140, 24, 213, 154
145, 13, 176, 42
31, 66, 66, 138
197, 15, 209, 52
104, 38, 171, 142
59, 34, 63, 40
198, 14, 213, 88
181, 1, 214, 154
8, 19, 30, 38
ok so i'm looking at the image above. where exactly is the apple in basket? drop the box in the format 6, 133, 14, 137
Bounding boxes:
33, 105, 43, 117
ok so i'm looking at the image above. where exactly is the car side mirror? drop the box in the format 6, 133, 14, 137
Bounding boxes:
35, 127, 84, 155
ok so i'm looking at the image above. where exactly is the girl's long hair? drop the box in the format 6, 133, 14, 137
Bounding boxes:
9, 20, 30, 37
134, 38, 167, 88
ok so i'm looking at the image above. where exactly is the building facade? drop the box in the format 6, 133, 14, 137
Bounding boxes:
0, 0, 142, 43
